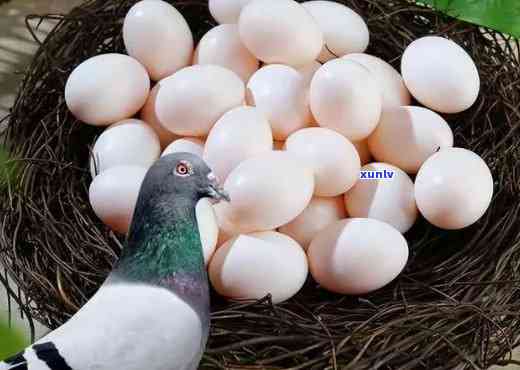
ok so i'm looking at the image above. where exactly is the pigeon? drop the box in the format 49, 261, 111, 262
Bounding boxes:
1, 152, 229, 370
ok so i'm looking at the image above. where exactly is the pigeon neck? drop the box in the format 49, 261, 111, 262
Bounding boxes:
113, 196, 209, 316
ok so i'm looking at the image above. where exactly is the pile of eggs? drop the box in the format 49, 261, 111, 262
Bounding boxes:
67, 0, 494, 303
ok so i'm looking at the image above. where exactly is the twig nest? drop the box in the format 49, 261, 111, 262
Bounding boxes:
415, 148, 494, 230
308, 218, 409, 294
401, 36, 480, 113
368, 106, 454, 174
238, 0, 323, 66
65, 54, 150, 126
123, 0, 194, 81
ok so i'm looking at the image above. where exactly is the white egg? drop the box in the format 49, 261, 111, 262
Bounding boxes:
308, 218, 409, 294
401, 36, 480, 113
123, 0, 193, 81
238, 0, 323, 66
162, 138, 205, 158
368, 106, 454, 174
279, 196, 346, 250
195, 24, 259, 82
90, 119, 160, 178
343, 53, 411, 108
352, 139, 371, 165
65, 54, 150, 126
155, 65, 245, 137
204, 106, 273, 181
196, 198, 219, 266
302, 1, 369, 62
209, 231, 308, 303
297, 61, 322, 87
216, 151, 314, 233
415, 148, 493, 230
310, 59, 382, 140
345, 163, 418, 233
247, 64, 312, 140
209, 0, 254, 24
89, 166, 148, 234
285, 127, 360, 196
141, 83, 180, 149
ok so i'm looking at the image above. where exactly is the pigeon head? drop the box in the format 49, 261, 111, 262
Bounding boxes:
140, 152, 229, 203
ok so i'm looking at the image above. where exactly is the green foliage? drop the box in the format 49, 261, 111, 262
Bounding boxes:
419, 0, 520, 37
0, 319, 27, 359
0, 145, 17, 191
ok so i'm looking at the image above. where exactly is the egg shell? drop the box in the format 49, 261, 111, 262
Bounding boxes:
196, 198, 219, 266
415, 147, 493, 230
195, 24, 259, 82
247, 64, 312, 140
155, 65, 245, 137
352, 139, 371, 165
89, 166, 148, 234
286, 127, 361, 196
238, 0, 323, 67
345, 163, 418, 233
308, 218, 409, 294
209, 231, 308, 303
302, 1, 369, 62
140, 83, 180, 148
343, 53, 411, 108
204, 106, 273, 182
162, 138, 205, 158
368, 106, 454, 174
209, 0, 255, 24
297, 61, 322, 87
310, 59, 382, 141
65, 54, 150, 126
216, 151, 315, 233
123, 0, 193, 81
90, 119, 160, 178
401, 36, 480, 113
279, 196, 346, 249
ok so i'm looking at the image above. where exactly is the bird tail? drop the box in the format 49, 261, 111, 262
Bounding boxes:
0, 350, 27, 370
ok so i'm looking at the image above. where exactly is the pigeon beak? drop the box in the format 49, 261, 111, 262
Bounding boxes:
207, 173, 230, 202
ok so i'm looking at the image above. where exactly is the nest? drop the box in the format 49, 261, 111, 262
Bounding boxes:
1, 0, 520, 368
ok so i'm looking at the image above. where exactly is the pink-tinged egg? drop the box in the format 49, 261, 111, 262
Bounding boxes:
196, 198, 219, 266
368, 106, 454, 174
89, 166, 148, 235
155, 65, 245, 137
195, 24, 259, 82
345, 163, 418, 233
401, 36, 480, 113
247, 64, 312, 140
140, 83, 180, 148
352, 139, 371, 165
209, 0, 255, 24
310, 59, 382, 140
343, 53, 411, 108
209, 231, 308, 303
302, 1, 369, 62
415, 148, 493, 230
238, 0, 323, 67
216, 151, 315, 233
204, 106, 273, 182
286, 127, 360, 196
123, 0, 193, 81
162, 138, 205, 158
297, 61, 322, 87
90, 119, 160, 178
65, 54, 150, 126
279, 196, 346, 250
308, 218, 409, 294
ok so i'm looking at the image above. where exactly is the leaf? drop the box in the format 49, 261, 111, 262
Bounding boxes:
0, 145, 18, 191
0, 319, 27, 359
419, 0, 520, 38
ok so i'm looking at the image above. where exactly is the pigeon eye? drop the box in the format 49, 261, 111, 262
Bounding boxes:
175, 161, 192, 177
